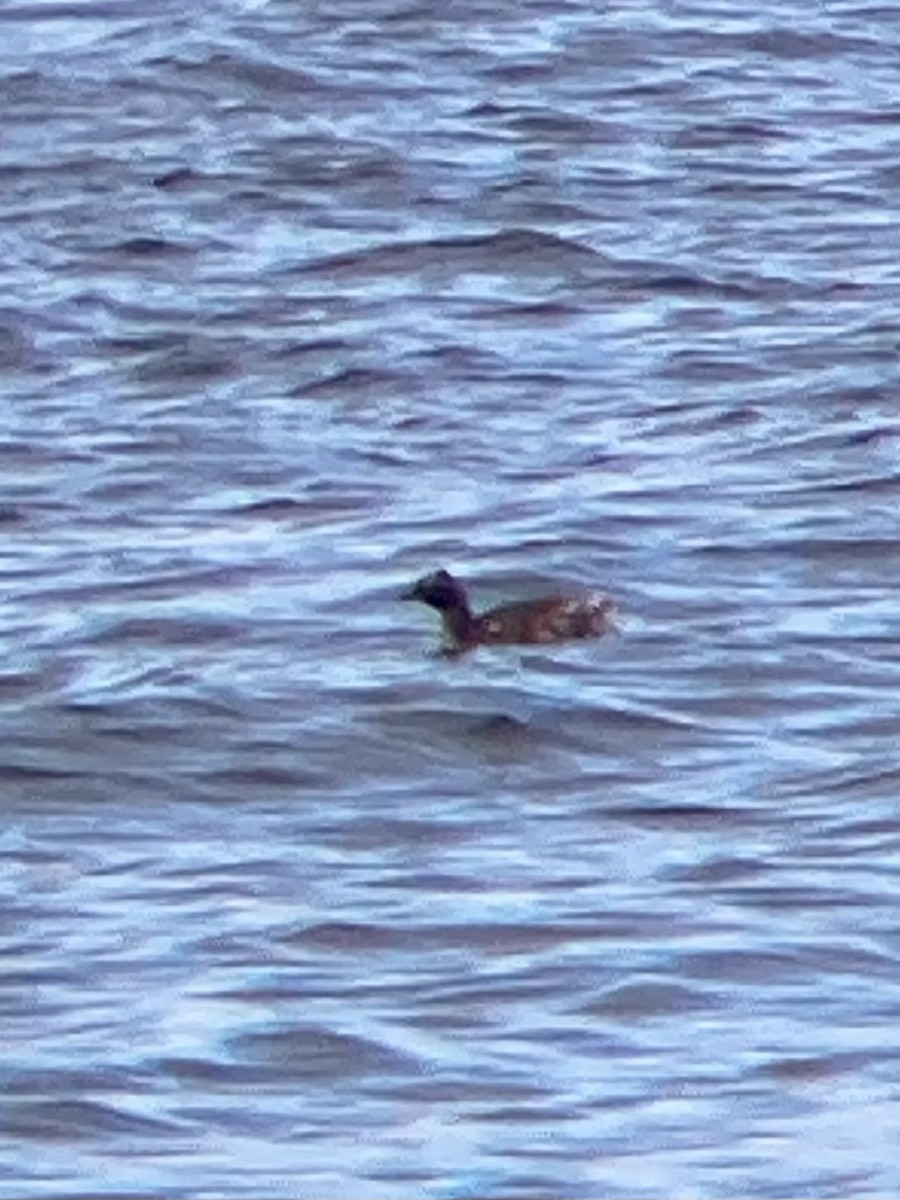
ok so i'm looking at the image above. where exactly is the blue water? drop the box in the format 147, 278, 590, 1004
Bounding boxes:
2, 0, 900, 1196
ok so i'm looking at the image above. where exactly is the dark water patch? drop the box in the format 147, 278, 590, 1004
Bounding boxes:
575, 978, 721, 1020
808, 811, 900, 846
747, 28, 880, 60
130, 335, 241, 383
699, 178, 810, 201
841, 424, 898, 447
676, 949, 815, 986
366, 700, 584, 765
468, 298, 586, 324
292, 365, 414, 399
480, 58, 559, 84
230, 496, 312, 518
375, 1073, 552, 1108
400, 920, 595, 955
154, 1055, 286, 1090
0, 966, 82, 1000
0, 319, 33, 370
503, 108, 600, 140
1, 1098, 178, 1142
285, 921, 414, 953
226, 1024, 417, 1082
759, 1051, 886, 1083
47, 697, 241, 743
673, 118, 791, 147
274, 335, 357, 362
475, 368, 571, 389
26, 561, 263, 605
700, 881, 881, 915
291, 228, 604, 283
285, 918, 594, 958
377, 684, 539, 740
221, 477, 397, 523
673, 855, 771, 886
660, 350, 772, 382
467, 1101, 584, 1126
634, 270, 762, 300
100, 332, 197, 357
412, 976, 575, 1019
152, 48, 322, 96
0, 759, 87, 781
604, 802, 764, 832
808, 472, 900, 497
687, 534, 900, 562
205, 52, 322, 96
151, 165, 200, 189
409, 341, 505, 374
107, 236, 194, 259
0, 439, 93, 465
0, 668, 51, 701
84, 616, 246, 647
199, 763, 326, 793
2, 1064, 152, 1096
469, 711, 533, 740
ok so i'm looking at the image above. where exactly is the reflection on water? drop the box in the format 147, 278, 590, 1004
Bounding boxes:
2, 0, 900, 1195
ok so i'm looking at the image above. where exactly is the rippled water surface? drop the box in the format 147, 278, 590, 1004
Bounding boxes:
3, 0, 900, 1195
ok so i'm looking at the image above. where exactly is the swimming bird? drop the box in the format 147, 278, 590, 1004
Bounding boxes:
402, 567, 617, 654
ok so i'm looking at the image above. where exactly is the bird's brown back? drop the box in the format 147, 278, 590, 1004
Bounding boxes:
472, 595, 616, 646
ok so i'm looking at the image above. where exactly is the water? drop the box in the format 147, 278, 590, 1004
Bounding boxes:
2, 0, 900, 1195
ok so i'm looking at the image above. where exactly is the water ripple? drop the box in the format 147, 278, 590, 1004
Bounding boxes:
3, 0, 900, 1196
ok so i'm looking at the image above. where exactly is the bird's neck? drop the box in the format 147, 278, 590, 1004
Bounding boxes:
440, 600, 475, 646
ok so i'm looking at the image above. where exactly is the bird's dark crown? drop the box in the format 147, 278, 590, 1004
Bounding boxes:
402, 568, 470, 613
